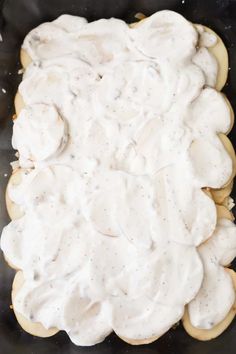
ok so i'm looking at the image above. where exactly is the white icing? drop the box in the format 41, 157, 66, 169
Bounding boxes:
192, 47, 218, 87
200, 31, 217, 47
193, 25, 218, 86
195, 24, 218, 48
12, 104, 67, 166
2, 169, 203, 343
1, 10, 235, 345
188, 219, 236, 329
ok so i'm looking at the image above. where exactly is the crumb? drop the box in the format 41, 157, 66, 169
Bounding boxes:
0, 33, 2, 42
182, 0, 185, 3
10, 304, 13, 309
4, 173, 8, 177
10, 161, 19, 169
172, 321, 180, 329
134, 13, 146, 20
225, 197, 235, 210
18, 68, 24, 75
1, 88, 6, 94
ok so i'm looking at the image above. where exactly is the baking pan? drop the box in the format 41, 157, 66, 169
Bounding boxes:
0, 0, 236, 353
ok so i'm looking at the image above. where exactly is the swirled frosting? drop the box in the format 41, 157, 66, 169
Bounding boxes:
1, 10, 235, 345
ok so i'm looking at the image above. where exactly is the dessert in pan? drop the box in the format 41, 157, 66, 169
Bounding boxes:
1, 10, 236, 346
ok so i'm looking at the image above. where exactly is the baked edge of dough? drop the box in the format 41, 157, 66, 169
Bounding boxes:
12, 271, 59, 337
182, 268, 236, 341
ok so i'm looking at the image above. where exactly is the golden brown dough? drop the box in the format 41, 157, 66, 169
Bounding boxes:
14, 91, 25, 116
118, 334, 160, 345
203, 187, 212, 199
15, 48, 31, 116
210, 133, 235, 203
12, 271, 59, 337
223, 95, 235, 135
216, 204, 234, 221
211, 180, 233, 205
218, 133, 236, 186
20, 48, 32, 69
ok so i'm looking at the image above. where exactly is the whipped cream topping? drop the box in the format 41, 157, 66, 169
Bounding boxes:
1, 11, 236, 345
12, 104, 67, 166
188, 219, 236, 329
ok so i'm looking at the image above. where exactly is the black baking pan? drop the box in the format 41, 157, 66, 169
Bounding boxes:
0, 0, 236, 353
